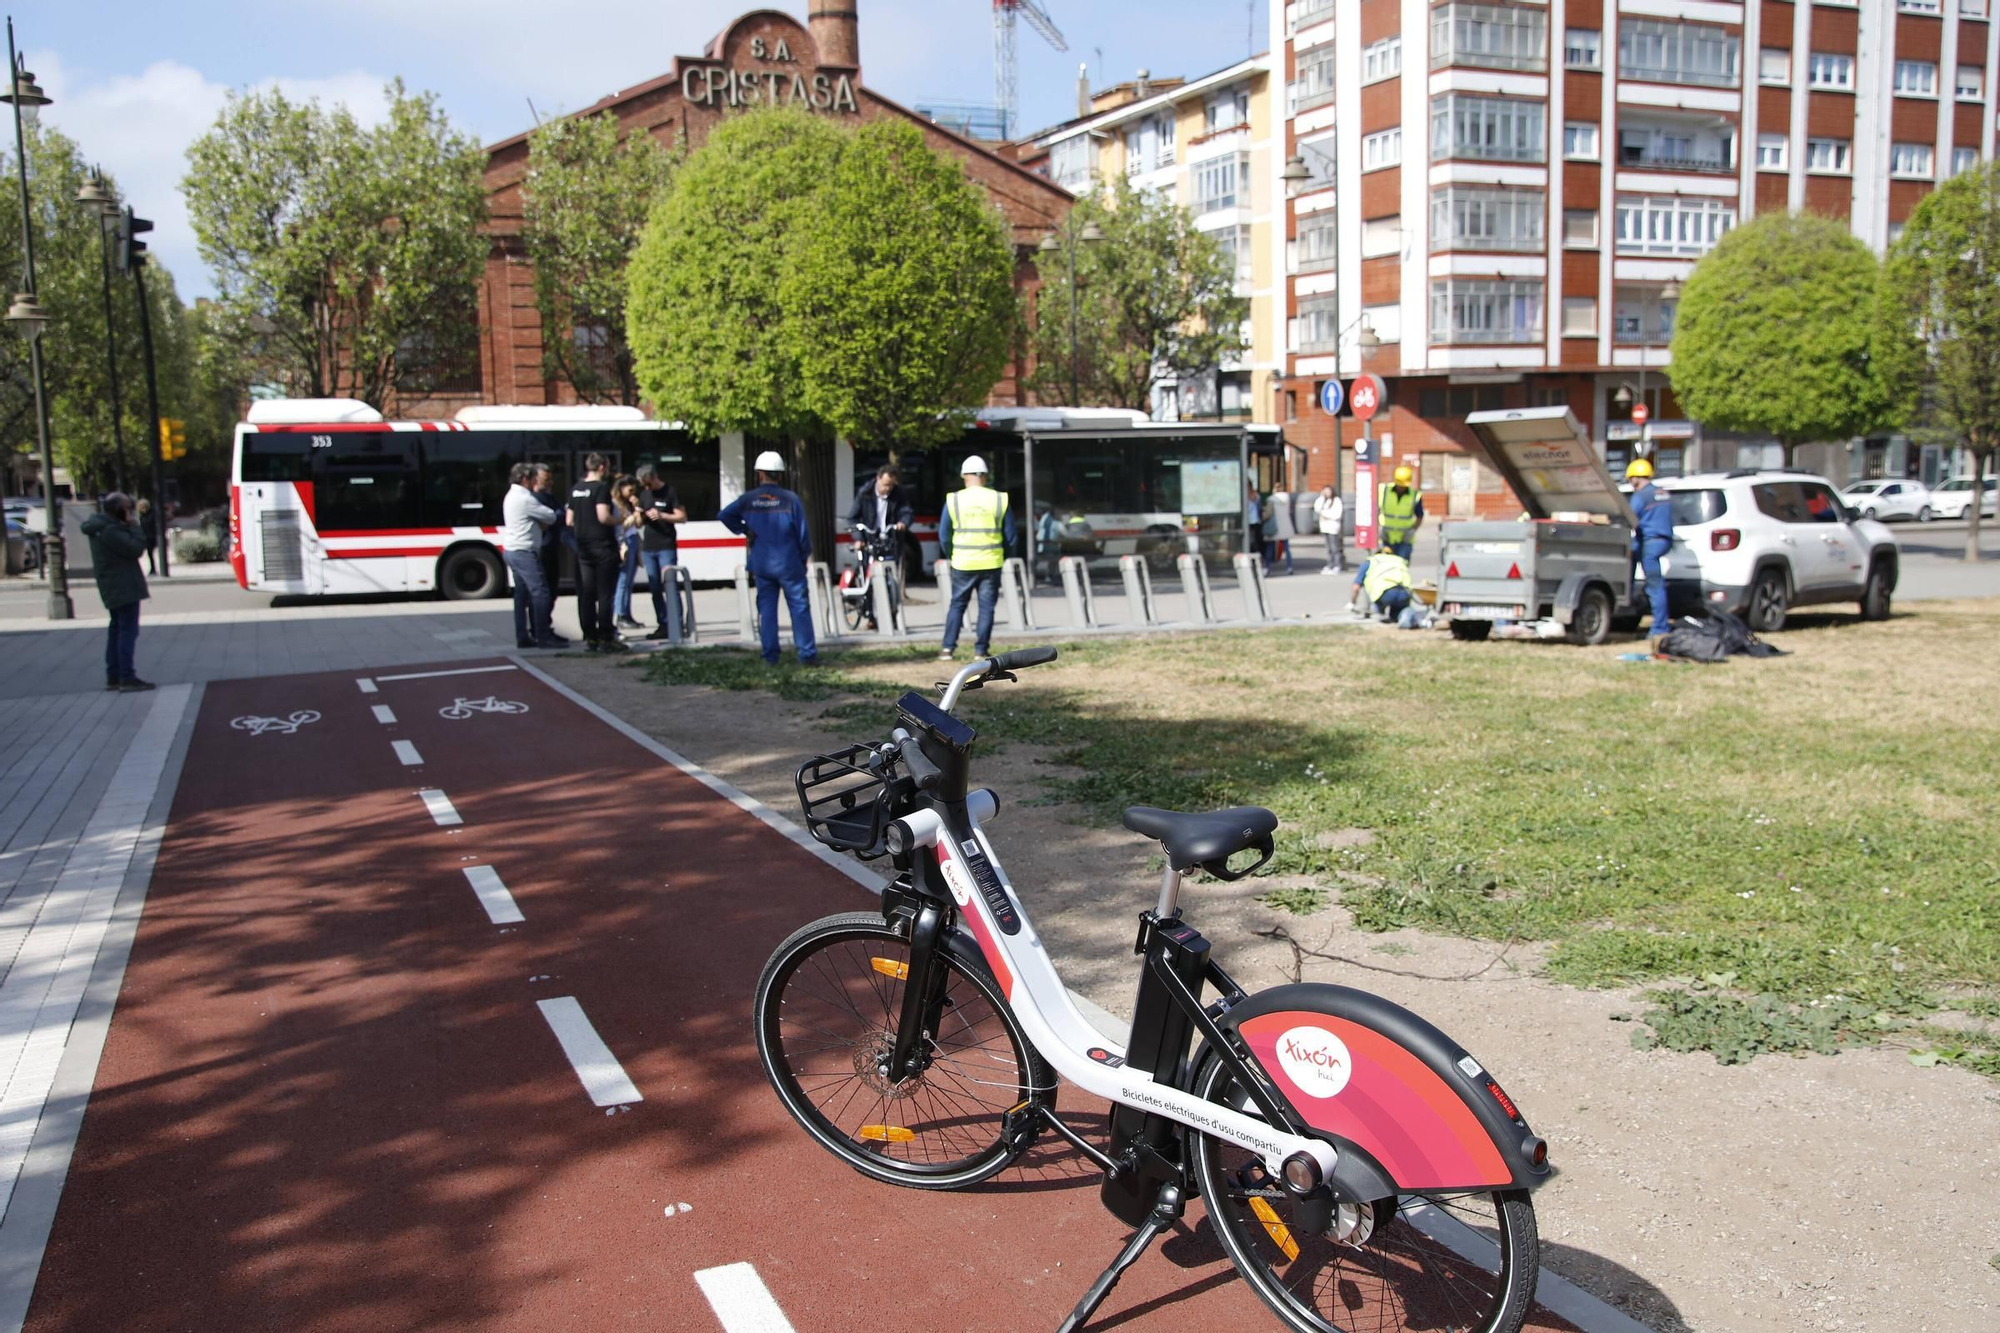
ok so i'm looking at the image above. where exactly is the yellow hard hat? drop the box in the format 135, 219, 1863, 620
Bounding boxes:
1393, 465, 1414, 485
1625, 458, 1654, 479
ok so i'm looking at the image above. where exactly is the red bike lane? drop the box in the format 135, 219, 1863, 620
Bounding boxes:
21, 658, 1583, 1333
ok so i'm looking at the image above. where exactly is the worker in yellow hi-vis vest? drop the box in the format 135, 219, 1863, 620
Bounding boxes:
1376, 464, 1425, 560
937, 455, 1017, 662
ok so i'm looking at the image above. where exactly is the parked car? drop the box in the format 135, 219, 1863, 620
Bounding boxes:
1928, 476, 1997, 521
1646, 470, 1898, 632
4, 516, 41, 572
1840, 478, 1933, 522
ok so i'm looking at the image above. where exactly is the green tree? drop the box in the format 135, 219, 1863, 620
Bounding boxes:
1668, 211, 1901, 468
1880, 163, 2000, 561
627, 106, 847, 555
183, 79, 487, 410
522, 112, 680, 405
1028, 174, 1245, 412
780, 120, 1015, 456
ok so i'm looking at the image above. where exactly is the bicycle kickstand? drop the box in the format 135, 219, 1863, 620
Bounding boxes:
1052, 1182, 1184, 1333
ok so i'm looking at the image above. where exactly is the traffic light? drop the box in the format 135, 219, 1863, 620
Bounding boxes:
117, 206, 151, 272
158, 418, 186, 461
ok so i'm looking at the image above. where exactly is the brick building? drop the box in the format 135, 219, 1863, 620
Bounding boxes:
411, 3, 1073, 416
1270, 0, 2000, 517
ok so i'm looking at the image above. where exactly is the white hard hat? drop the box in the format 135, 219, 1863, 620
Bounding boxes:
753, 450, 785, 472
960, 455, 989, 475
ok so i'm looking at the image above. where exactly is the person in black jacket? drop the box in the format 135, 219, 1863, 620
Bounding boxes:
848, 465, 913, 566
83, 493, 153, 691
136, 497, 159, 574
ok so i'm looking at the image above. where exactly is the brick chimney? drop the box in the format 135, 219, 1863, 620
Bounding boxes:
809, 0, 860, 69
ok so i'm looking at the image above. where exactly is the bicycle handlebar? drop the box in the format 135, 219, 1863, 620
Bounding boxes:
989, 646, 1058, 673
896, 733, 944, 792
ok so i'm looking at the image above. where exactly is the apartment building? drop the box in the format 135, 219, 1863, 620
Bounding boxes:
1271, 0, 1997, 506
1027, 59, 1282, 423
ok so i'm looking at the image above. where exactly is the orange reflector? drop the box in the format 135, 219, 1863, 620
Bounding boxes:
870, 957, 909, 980
1506, 562, 1522, 579
1445, 561, 1459, 578
1249, 1196, 1301, 1262
858, 1124, 915, 1143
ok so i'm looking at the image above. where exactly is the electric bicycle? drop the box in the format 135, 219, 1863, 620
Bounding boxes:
754, 647, 1552, 1332
838, 522, 902, 632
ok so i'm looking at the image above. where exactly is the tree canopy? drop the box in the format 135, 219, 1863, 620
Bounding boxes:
522, 112, 680, 405
183, 79, 487, 409
1027, 174, 1245, 413
1668, 211, 1902, 466
1879, 161, 2000, 560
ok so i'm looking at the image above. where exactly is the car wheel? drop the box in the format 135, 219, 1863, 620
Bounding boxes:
1862, 506, 1877, 520
1567, 586, 1613, 647
438, 546, 506, 601
1861, 563, 1892, 621
1917, 506, 1932, 523
1748, 568, 1790, 633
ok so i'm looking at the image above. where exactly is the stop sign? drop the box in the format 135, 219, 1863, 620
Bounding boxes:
1631, 403, 1650, 425
1348, 373, 1387, 423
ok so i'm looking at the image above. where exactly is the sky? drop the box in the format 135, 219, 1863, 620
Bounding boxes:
22, 0, 1270, 300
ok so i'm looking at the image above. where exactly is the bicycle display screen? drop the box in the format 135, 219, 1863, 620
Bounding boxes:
896, 691, 977, 753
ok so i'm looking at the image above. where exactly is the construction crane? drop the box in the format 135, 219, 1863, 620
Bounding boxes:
994, 0, 1068, 139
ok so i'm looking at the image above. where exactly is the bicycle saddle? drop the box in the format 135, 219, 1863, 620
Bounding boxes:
1123, 805, 1278, 877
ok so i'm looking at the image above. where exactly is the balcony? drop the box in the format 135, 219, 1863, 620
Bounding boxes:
1431, 3, 1549, 74
1617, 115, 1737, 175
1618, 18, 1741, 89
1614, 194, 1735, 257
1292, 0, 1336, 32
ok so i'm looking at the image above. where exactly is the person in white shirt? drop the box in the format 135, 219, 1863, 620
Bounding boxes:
1313, 485, 1346, 574
502, 463, 564, 648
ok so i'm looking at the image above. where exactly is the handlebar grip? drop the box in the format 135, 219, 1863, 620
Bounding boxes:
897, 735, 944, 792
988, 646, 1058, 672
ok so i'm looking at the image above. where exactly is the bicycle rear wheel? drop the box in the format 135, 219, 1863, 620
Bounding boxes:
1190, 1053, 1539, 1333
754, 911, 1053, 1190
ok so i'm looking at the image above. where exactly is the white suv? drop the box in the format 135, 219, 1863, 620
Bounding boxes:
1647, 471, 1899, 631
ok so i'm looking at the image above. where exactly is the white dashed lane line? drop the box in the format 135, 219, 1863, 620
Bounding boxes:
417, 789, 461, 826
462, 865, 525, 925
356, 678, 378, 694
535, 997, 642, 1107
392, 740, 424, 766
694, 1263, 796, 1333
371, 704, 397, 725
374, 665, 519, 683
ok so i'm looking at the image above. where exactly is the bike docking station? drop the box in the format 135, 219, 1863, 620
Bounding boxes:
1117, 555, 1159, 626
1057, 556, 1097, 628
806, 561, 845, 643
1175, 552, 1216, 624
659, 564, 696, 645
931, 556, 1039, 632
1228, 551, 1273, 623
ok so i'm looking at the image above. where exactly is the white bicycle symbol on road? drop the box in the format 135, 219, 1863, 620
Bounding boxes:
439, 696, 530, 720
230, 711, 322, 736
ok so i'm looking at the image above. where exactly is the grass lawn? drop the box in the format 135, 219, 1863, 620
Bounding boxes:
635, 601, 2000, 1073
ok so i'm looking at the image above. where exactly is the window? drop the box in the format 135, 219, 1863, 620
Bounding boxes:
1897, 0, 1941, 11
1562, 208, 1599, 248
1890, 142, 1935, 178
1362, 215, 1403, 258
1806, 137, 1853, 173
1363, 304, 1402, 343
1296, 212, 1338, 273
314, 432, 421, 532
1431, 186, 1547, 251
1432, 3, 1549, 73
1894, 61, 1938, 97
1211, 224, 1254, 281
1759, 48, 1790, 85
1364, 36, 1403, 84
1205, 87, 1250, 133
1958, 66, 1984, 100
1561, 296, 1598, 337
1294, 137, 1336, 193
1429, 279, 1545, 343
1296, 295, 1342, 353
1953, 146, 1979, 176
1614, 194, 1736, 256
395, 294, 482, 395
1565, 28, 1602, 70
1124, 116, 1174, 174
421, 434, 524, 528
1564, 121, 1600, 160
1611, 286, 1680, 342
1756, 134, 1789, 171
1050, 136, 1093, 190
1433, 94, 1547, 162
1294, 46, 1336, 112
1808, 53, 1855, 91
1964, 0, 1989, 15
1192, 153, 1247, 214
1418, 386, 1507, 416
1618, 122, 1736, 172
1362, 128, 1403, 170
1619, 19, 1741, 88
1292, 0, 1336, 29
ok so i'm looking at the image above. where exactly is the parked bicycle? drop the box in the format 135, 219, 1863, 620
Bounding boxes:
838, 521, 901, 632
754, 647, 1551, 1333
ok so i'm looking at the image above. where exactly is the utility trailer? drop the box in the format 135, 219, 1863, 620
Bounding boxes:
1437, 407, 1635, 646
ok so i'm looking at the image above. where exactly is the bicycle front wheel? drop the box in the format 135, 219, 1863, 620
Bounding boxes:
754, 911, 1053, 1190
1190, 1052, 1539, 1333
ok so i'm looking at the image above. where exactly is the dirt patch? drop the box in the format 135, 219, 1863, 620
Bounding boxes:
543, 649, 2000, 1333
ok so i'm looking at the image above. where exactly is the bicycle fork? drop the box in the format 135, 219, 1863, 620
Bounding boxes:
886, 901, 949, 1082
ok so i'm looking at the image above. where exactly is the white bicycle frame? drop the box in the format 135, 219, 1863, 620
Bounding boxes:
892, 663, 1340, 1185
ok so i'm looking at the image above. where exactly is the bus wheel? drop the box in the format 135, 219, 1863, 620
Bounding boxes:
439, 546, 506, 601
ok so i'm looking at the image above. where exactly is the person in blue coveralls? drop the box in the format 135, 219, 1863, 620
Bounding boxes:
720, 451, 818, 666
1626, 457, 1675, 645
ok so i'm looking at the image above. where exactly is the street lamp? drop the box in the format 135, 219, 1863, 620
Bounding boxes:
2, 23, 71, 620
1039, 216, 1103, 406
76, 168, 131, 494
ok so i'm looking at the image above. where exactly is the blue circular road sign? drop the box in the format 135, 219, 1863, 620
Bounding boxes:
1318, 379, 1344, 415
